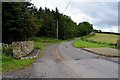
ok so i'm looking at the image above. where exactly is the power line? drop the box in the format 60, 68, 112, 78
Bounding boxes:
63, 0, 71, 14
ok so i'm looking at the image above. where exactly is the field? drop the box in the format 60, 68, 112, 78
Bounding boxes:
72, 39, 114, 48
87, 33, 118, 44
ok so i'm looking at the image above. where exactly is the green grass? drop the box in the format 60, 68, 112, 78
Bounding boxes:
87, 33, 118, 44
34, 42, 44, 50
2, 54, 34, 71
72, 39, 115, 48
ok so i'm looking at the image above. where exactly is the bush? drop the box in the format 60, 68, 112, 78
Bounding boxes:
115, 43, 117, 46
5, 45, 13, 56
29, 37, 40, 42
109, 43, 114, 46
2, 45, 7, 53
81, 33, 96, 41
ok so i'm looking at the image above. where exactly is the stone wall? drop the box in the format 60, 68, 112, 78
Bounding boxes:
12, 41, 34, 59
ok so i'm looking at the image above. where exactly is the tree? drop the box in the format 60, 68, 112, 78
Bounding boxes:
2, 2, 24, 44
23, 10, 39, 40
2, 2, 39, 43
77, 22, 93, 36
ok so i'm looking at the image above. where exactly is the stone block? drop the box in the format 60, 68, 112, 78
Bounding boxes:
12, 41, 34, 59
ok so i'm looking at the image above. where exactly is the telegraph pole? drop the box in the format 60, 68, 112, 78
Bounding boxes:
57, 20, 58, 39
56, 0, 70, 39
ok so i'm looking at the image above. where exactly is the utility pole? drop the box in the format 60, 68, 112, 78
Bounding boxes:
56, 0, 70, 39
57, 20, 58, 39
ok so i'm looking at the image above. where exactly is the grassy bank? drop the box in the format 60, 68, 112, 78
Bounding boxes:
72, 39, 115, 48
29, 37, 64, 43
29, 37, 78, 43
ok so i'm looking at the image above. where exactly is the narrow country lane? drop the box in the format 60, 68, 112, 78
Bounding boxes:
30, 44, 81, 78
30, 39, 118, 78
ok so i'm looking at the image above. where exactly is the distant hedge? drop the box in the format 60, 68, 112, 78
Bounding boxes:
96, 32, 120, 35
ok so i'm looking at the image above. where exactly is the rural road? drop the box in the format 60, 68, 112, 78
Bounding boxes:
30, 39, 118, 78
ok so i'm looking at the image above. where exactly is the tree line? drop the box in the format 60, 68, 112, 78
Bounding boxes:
2, 2, 94, 44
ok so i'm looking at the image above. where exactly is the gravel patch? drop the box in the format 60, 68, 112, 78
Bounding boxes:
2, 65, 32, 78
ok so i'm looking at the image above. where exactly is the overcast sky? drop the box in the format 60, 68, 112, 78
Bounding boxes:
31, 0, 119, 33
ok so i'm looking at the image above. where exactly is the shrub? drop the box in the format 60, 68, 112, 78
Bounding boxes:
2, 45, 7, 53
5, 45, 13, 56
29, 37, 40, 42
109, 43, 114, 46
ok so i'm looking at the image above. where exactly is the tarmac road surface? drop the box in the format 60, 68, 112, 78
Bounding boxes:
31, 39, 118, 78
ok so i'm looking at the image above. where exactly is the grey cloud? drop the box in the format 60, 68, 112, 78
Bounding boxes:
69, 2, 118, 28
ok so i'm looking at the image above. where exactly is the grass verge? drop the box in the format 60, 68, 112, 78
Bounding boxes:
34, 42, 44, 50
72, 39, 115, 48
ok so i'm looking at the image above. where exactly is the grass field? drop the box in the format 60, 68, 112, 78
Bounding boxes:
87, 33, 118, 44
72, 39, 115, 48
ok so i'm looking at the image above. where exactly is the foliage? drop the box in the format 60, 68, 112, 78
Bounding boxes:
2, 45, 7, 54
4, 45, 13, 56
2, 2, 24, 44
22, 9, 39, 40
77, 22, 93, 36
93, 29, 102, 33
72, 39, 115, 48
2, 2, 39, 43
81, 32, 95, 40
